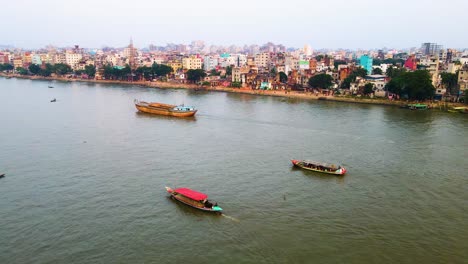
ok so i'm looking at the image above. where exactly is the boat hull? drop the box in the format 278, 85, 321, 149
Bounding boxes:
291, 160, 346, 175
135, 103, 197, 117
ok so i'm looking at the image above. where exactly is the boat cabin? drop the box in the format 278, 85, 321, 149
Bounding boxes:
173, 105, 195, 111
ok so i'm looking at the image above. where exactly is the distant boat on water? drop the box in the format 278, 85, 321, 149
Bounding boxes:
0, 173, 5, 178
48, 86, 54, 88
291, 160, 347, 175
401, 103, 429, 110
50, 98, 56, 102
134, 99, 197, 117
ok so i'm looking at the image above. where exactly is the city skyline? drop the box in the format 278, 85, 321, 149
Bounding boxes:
3, 0, 467, 50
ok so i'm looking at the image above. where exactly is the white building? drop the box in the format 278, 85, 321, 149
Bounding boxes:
182, 56, 202, 70
65, 52, 82, 69
203, 56, 219, 71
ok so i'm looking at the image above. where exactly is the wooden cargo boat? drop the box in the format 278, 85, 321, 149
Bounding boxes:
134, 99, 197, 117
291, 160, 347, 175
165, 187, 223, 212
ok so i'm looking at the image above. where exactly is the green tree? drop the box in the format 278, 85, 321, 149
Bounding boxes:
386, 66, 406, 78
440, 72, 458, 95
231, 81, 242, 88
334, 60, 347, 69
225, 65, 233, 76
385, 70, 435, 100
186, 69, 207, 83
363, 83, 374, 95
279, 72, 288, 83
136, 66, 152, 80
39, 63, 53, 77
372, 68, 383, 75
54, 63, 72, 75
28, 64, 41, 75
210, 69, 221, 76
16, 67, 28, 75
84, 65, 96, 78
0, 63, 14, 72
270, 67, 277, 77
315, 55, 324, 61
308, 74, 333, 88
151, 63, 173, 77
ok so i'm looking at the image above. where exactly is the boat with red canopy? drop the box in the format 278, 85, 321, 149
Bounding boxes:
165, 187, 223, 212
291, 159, 347, 175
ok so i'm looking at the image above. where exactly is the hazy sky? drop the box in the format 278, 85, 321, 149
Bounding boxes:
3, 0, 467, 49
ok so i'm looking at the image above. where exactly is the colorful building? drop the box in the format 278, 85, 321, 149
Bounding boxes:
359, 55, 373, 75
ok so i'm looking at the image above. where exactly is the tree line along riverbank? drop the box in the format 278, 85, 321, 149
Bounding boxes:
1, 73, 465, 110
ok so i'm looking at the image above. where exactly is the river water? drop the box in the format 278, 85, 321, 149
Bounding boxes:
0, 77, 467, 263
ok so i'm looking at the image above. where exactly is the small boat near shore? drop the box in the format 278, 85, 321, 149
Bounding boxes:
400, 103, 429, 110
165, 187, 223, 212
291, 160, 347, 175
134, 99, 197, 117
448, 106, 468, 114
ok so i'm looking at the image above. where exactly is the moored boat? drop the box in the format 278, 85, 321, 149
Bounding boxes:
408, 103, 428, 110
291, 160, 347, 175
165, 186, 223, 212
135, 99, 197, 117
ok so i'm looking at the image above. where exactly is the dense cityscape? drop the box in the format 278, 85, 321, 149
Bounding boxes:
1, 41, 467, 104
1, 0, 467, 261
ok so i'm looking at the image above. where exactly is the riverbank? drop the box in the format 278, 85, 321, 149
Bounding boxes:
1, 73, 464, 109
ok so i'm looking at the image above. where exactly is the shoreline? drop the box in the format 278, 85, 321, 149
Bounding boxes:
1, 73, 464, 109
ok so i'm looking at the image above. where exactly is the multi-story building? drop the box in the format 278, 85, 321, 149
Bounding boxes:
421, 42, 443, 56
254, 53, 270, 68
458, 66, 468, 93
31, 54, 42, 65
0, 52, 9, 64
359, 55, 372, 75
203, 56, 218, 71
182, 56, 202, 70
13, 57, 23, 69
165, 60, 182, 73
65, 52, 83, 70
54, 53, 66, 64
123, 40, 138, 69
22, 52, 32, 67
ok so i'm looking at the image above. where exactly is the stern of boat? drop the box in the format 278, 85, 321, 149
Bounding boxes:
212, 205, 223, 212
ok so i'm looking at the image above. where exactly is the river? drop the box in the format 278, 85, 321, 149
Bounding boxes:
0, 77, 467, 263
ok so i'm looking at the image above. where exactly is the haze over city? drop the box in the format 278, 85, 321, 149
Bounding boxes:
3, 0, 467, 49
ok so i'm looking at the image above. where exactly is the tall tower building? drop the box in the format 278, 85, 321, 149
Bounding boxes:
124, 38, 138, 69
421, 42, 443, 56
303, 44, 312, 56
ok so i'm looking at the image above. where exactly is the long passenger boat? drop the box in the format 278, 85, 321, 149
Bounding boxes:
165, 187, 223, 213
291, 160, 347, 175
134, 99, 197, 117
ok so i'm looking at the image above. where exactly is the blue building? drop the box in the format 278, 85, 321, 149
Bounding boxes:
360, 55, 373, 75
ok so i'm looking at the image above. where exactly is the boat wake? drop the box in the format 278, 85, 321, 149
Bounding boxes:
221, 214, 240, 222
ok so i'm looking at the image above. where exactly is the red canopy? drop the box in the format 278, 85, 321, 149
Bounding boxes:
174, 188, 208, 201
